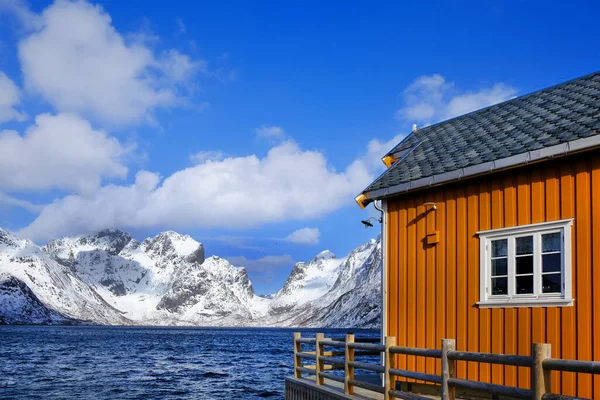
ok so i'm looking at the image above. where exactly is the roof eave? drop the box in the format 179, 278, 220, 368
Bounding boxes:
359, 134, 600, 204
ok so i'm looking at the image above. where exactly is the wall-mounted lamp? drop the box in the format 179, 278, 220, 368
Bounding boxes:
361, 216, 382, 229
423, 202, 437, 211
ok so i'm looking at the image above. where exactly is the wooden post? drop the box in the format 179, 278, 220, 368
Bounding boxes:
441, 339, 456, 400
293, 332, 302, 378
532, 343, 552, 400
345, 333, 355, 395
315, 333, 325, 385
384, 336, 396, 400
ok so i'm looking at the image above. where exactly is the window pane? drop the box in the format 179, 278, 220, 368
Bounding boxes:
516, 255, 533, 275
542, 232, 561, 253
542, 273, 562, 293
491, 258, 507, 276
542, 253, 561, 273
516, 236, 533, 255
492, 277, 508, 295
516, 275, 534, 294
491, 239, 507, 257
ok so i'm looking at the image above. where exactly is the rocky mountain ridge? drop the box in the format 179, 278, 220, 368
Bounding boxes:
0, 228, 381, 328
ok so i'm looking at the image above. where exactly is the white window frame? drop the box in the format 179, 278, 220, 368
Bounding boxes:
477, 219, 573, 308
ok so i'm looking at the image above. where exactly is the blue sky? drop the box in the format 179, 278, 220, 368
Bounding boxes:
0, 0, 598, 294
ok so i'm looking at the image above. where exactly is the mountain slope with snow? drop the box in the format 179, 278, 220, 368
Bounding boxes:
44, 229, 269, 325
268, 250, 343, 315
261, 237, 381, 328
0, 229, 130, 325
0, 228, 381, 328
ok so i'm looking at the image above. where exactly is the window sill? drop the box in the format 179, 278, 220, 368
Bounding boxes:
477, 298, 573, 308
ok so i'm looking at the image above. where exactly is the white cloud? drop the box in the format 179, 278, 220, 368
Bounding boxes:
158, 49, 206, 83
445, 84, 517, 119
176, 18, 186, 35
228, 254, 295, 286
189, 150, 224, 164
19, 140, 374, 242
284, 227, 320, 245
0, 71, 26, 123
0, 113, 130, 193
255, 125, 285, 142
0, 192, 42, 213
396, 74, 517, 126
363, 133, 406, 169
17, 0, 202, 126
228, 254, 295, 273
0, 0, 42, 30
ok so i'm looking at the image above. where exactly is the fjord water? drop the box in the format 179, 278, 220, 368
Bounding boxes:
0, 326, 378, 399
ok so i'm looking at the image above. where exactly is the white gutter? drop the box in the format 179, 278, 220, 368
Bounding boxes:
365, 134, 600, 201
379, 199, 388, 384
379, 200, 387, 342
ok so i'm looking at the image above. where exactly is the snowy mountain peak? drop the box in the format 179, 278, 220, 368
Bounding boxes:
315, 250, 336, 260
142, 231, 203, 258
44, 229, 133, 259
0, 228, 20, 250
0, 229, 131, 325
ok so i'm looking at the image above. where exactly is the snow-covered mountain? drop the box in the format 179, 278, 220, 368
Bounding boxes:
261, 238, 381, 328
0, 228, 130, 325
0, 227, 381, 328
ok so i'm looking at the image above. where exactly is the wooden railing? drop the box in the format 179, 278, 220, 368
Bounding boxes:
293, 333, 600, 400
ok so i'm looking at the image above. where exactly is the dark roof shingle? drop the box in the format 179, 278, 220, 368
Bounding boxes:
362, 71, 600, 198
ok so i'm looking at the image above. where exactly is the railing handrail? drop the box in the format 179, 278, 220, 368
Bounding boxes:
446, 350, 532, 367
292, 333, 600, 400
348, 342, 386, 352
542, 358, 600, 374
389, 345, 441, 358
318, 339, 346, 348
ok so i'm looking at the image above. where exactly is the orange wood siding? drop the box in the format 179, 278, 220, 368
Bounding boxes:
384, 150, 600, 397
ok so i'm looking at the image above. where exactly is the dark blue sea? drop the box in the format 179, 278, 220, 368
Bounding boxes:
0, 326, 379, 399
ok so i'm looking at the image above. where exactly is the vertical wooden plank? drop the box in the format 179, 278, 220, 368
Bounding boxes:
425, 194, 437, 375
517, 308, 531, 388
591, 156, 600, 399
442, 339, 456, 400
435, 190, 447, 376
516, 172, 532, 389
388, 200, 399, 340
503, 175, 518, 386
575, 160, 592, 397
532, 343, 553, 400
415, 195, 426, 376
467, 183, 479, 381
384, 336, 397, 400
456, 187, 468, 379
345, 334, 355, 394
490, 179, 504, 385
560, 162, 576, 396
446, 190, 457, 344
406, 197, 417, 381
531, 168, 545, 223
545, 165, 562, 394
531, 169, 546, 348
315, 332, 324, 385
478, 181, 491, 383
294, 332, 302, 378
398, 199, 409, 376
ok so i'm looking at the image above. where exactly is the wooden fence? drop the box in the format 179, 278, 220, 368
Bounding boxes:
292, 332, 600, 400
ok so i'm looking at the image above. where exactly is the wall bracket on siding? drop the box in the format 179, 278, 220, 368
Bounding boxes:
426, 231, 439, 245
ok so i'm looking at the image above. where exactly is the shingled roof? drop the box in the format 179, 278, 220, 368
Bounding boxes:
357, 71, 600, 207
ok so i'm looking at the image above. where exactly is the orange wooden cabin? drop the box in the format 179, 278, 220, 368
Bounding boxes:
356, 72, 600, 398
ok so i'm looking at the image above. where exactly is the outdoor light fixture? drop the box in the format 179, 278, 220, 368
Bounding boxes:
361, 217, 382, 229
423, 202, 437, 210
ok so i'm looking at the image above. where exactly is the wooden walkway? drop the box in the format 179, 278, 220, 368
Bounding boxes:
285, 375, 440, 400
286, 375, 383, 400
